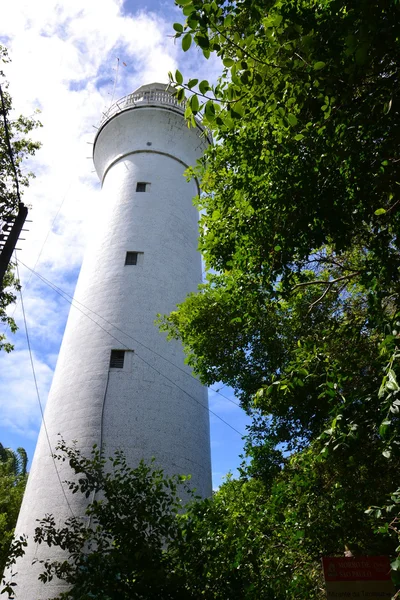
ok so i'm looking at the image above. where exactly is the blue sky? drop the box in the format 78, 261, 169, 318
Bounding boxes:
0, 0, 251, 489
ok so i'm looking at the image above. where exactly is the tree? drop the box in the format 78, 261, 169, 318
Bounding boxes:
159, 0, 400, 584
165, 0, 400, 416
172, 442, 400, 600
0, 444, 28, 578
0, 43, 41, 351
171, 476, 299, 600
13, 444, 323, 599
31, 441, 194, 600
7, 443, 400, 599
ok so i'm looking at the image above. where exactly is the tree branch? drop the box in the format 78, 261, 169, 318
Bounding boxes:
293, 271, 361, 290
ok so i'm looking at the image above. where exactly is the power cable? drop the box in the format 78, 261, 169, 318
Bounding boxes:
0, 81, 71, 341
1, 187, 71, 338
134, 351, 243, 436
18, 260, 241, 410
109, 57, 120, 107
1, 87, 76, 515
17, 260, 244, 437
15, 256, 75, 518
208, 385, 237, 407
25, 186, 71, 287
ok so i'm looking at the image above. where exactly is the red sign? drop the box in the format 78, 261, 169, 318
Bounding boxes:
322, 556, 391, 582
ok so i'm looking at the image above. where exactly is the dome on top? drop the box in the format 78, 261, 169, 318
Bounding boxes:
131, 82, 172, 95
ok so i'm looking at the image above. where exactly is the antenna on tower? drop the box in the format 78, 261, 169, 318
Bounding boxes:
102, 57, 128, 124
109, 58, 128, 107
109, 57, 120, 107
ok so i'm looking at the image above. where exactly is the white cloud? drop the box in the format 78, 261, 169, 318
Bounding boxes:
0, 1, 245, 487
0, 0, 180, 438
0, 349, 53, 438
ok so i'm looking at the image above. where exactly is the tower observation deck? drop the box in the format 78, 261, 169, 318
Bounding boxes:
11, 82, 212, 600
100, 82, 190, 126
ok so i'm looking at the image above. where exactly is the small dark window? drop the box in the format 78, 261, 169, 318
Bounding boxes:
125, 251, 138, 265
136, 182, 148, 192
110, 350, 125, 369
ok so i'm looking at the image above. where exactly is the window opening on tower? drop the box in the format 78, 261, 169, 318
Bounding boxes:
125, 251, 139, 265
136, 182, 150, 192
110, 350, 125, 369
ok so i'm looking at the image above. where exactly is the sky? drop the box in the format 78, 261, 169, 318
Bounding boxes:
0, 0, 251, 489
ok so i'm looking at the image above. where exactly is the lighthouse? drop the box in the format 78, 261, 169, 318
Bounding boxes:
11, 83, 212, 599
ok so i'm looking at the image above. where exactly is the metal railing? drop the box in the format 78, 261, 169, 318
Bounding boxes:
100, 88, 187, 126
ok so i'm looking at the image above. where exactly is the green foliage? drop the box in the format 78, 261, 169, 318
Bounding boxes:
0, 444, 28, 579
167, 0, 400, 298
9, 441, 400, 599
0, 266, 20, 352
163, 0, 400, 454
173, 444, 399, 600
32, 441, 195, 600
4, 1, 400, 595
0, 43, 41, 351
173, 477, 284, 600
160, 0, 400, 591
172, 475, 324, 599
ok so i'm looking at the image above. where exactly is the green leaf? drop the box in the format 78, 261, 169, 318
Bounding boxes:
182, 4, 195, 15
287, 114, 298, 127
379, 420, 391, 437
374, 208, 386, 215
187, 78, 198, 89
190, 94, 200, 113
187, 17, 198, 29
230, 317, 242, 324
182, 33, 192, 52
199, 80, 210, 95
196, 35, 210, 50
173, 23, 184, 33
384, 99, 393, 114
204, 100, 216, 121
175, 70, 183, 85
184, 103, 193, 120
391, 558, 400, 571
231, 101, 244, 117
274, 245, 281, 251
224, 14, 233, 27
176, 88, 185, 102
223, 58, 235, 67
313, 61, 326, 70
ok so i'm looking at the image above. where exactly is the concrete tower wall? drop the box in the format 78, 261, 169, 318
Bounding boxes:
11, 87, 212, 600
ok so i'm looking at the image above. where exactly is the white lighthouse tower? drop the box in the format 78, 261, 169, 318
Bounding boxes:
11, 83, 212, 599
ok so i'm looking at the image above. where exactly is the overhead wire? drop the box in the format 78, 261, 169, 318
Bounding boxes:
15, 256, 75, 518
109, 57, 120, 107
0, 80, 71, 339
0, 98, 240, 412
134, 351, 243, 436
25, 186, 71, 286
1, 187, 71, 338
17, 259, 244, 437
0, 87, 76, 516
18, 260, 241, 409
